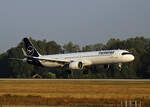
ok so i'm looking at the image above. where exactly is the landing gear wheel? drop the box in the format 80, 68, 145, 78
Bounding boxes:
83, 70, 88, 74
66, 70, 72, 74
118, 63, 122, 72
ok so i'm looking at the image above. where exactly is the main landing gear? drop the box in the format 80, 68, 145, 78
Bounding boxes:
66, 69, 72, 74
83, 69, 89, 74
65, 69, 89, 75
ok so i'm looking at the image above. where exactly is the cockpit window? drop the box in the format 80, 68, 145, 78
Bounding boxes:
122, 52, 132, 55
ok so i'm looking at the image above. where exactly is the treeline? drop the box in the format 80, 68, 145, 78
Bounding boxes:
0, 37, 150, 78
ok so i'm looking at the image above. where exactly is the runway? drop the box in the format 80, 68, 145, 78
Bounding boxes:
0, 79, 150, 81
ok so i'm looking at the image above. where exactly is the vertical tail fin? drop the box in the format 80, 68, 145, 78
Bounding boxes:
23, 38, 41, 57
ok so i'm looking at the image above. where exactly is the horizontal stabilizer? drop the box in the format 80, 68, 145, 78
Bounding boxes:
22, 48, 27, 57
8, 58, 27, 62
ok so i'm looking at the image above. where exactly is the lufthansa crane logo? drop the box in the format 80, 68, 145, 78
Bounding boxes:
27, 46, 34, 56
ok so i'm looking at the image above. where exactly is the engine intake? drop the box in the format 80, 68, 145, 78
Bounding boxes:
69, 61, 83, 70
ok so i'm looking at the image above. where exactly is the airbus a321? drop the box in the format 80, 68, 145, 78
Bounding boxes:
11, 38, 135, 74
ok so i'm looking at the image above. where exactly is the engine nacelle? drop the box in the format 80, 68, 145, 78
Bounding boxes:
69, 61, 83, 70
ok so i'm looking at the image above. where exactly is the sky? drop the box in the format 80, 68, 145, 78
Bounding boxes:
0, 0, 150, 53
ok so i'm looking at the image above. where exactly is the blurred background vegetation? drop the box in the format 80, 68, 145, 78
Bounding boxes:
0, 37, 150, 79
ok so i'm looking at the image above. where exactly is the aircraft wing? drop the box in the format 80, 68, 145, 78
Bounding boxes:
9, 57, 69, 65
34, 57, 70, 64
34, 57, 91, 66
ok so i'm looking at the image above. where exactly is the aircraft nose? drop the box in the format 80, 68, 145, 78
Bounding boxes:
130, 55, 135, 61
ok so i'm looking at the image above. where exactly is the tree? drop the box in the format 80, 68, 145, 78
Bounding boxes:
63, 42, 80, 53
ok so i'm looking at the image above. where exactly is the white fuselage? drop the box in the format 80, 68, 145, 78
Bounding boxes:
36, 50, 134, 68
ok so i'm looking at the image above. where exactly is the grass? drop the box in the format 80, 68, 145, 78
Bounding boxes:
0, 79, 150, 106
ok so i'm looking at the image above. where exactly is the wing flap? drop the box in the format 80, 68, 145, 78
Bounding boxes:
34, 57, 69, 64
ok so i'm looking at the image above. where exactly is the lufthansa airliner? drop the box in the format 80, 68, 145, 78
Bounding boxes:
11, 38, 135, 73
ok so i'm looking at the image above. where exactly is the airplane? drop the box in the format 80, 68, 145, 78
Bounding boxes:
10, 38, 135, 74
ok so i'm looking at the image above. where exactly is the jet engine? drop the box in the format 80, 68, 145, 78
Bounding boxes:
69, 61, 83, 70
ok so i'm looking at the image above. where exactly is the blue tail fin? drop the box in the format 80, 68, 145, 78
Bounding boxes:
23, 38, 41, 57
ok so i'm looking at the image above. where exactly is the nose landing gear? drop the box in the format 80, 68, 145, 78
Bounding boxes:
118, 63, 122, 71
